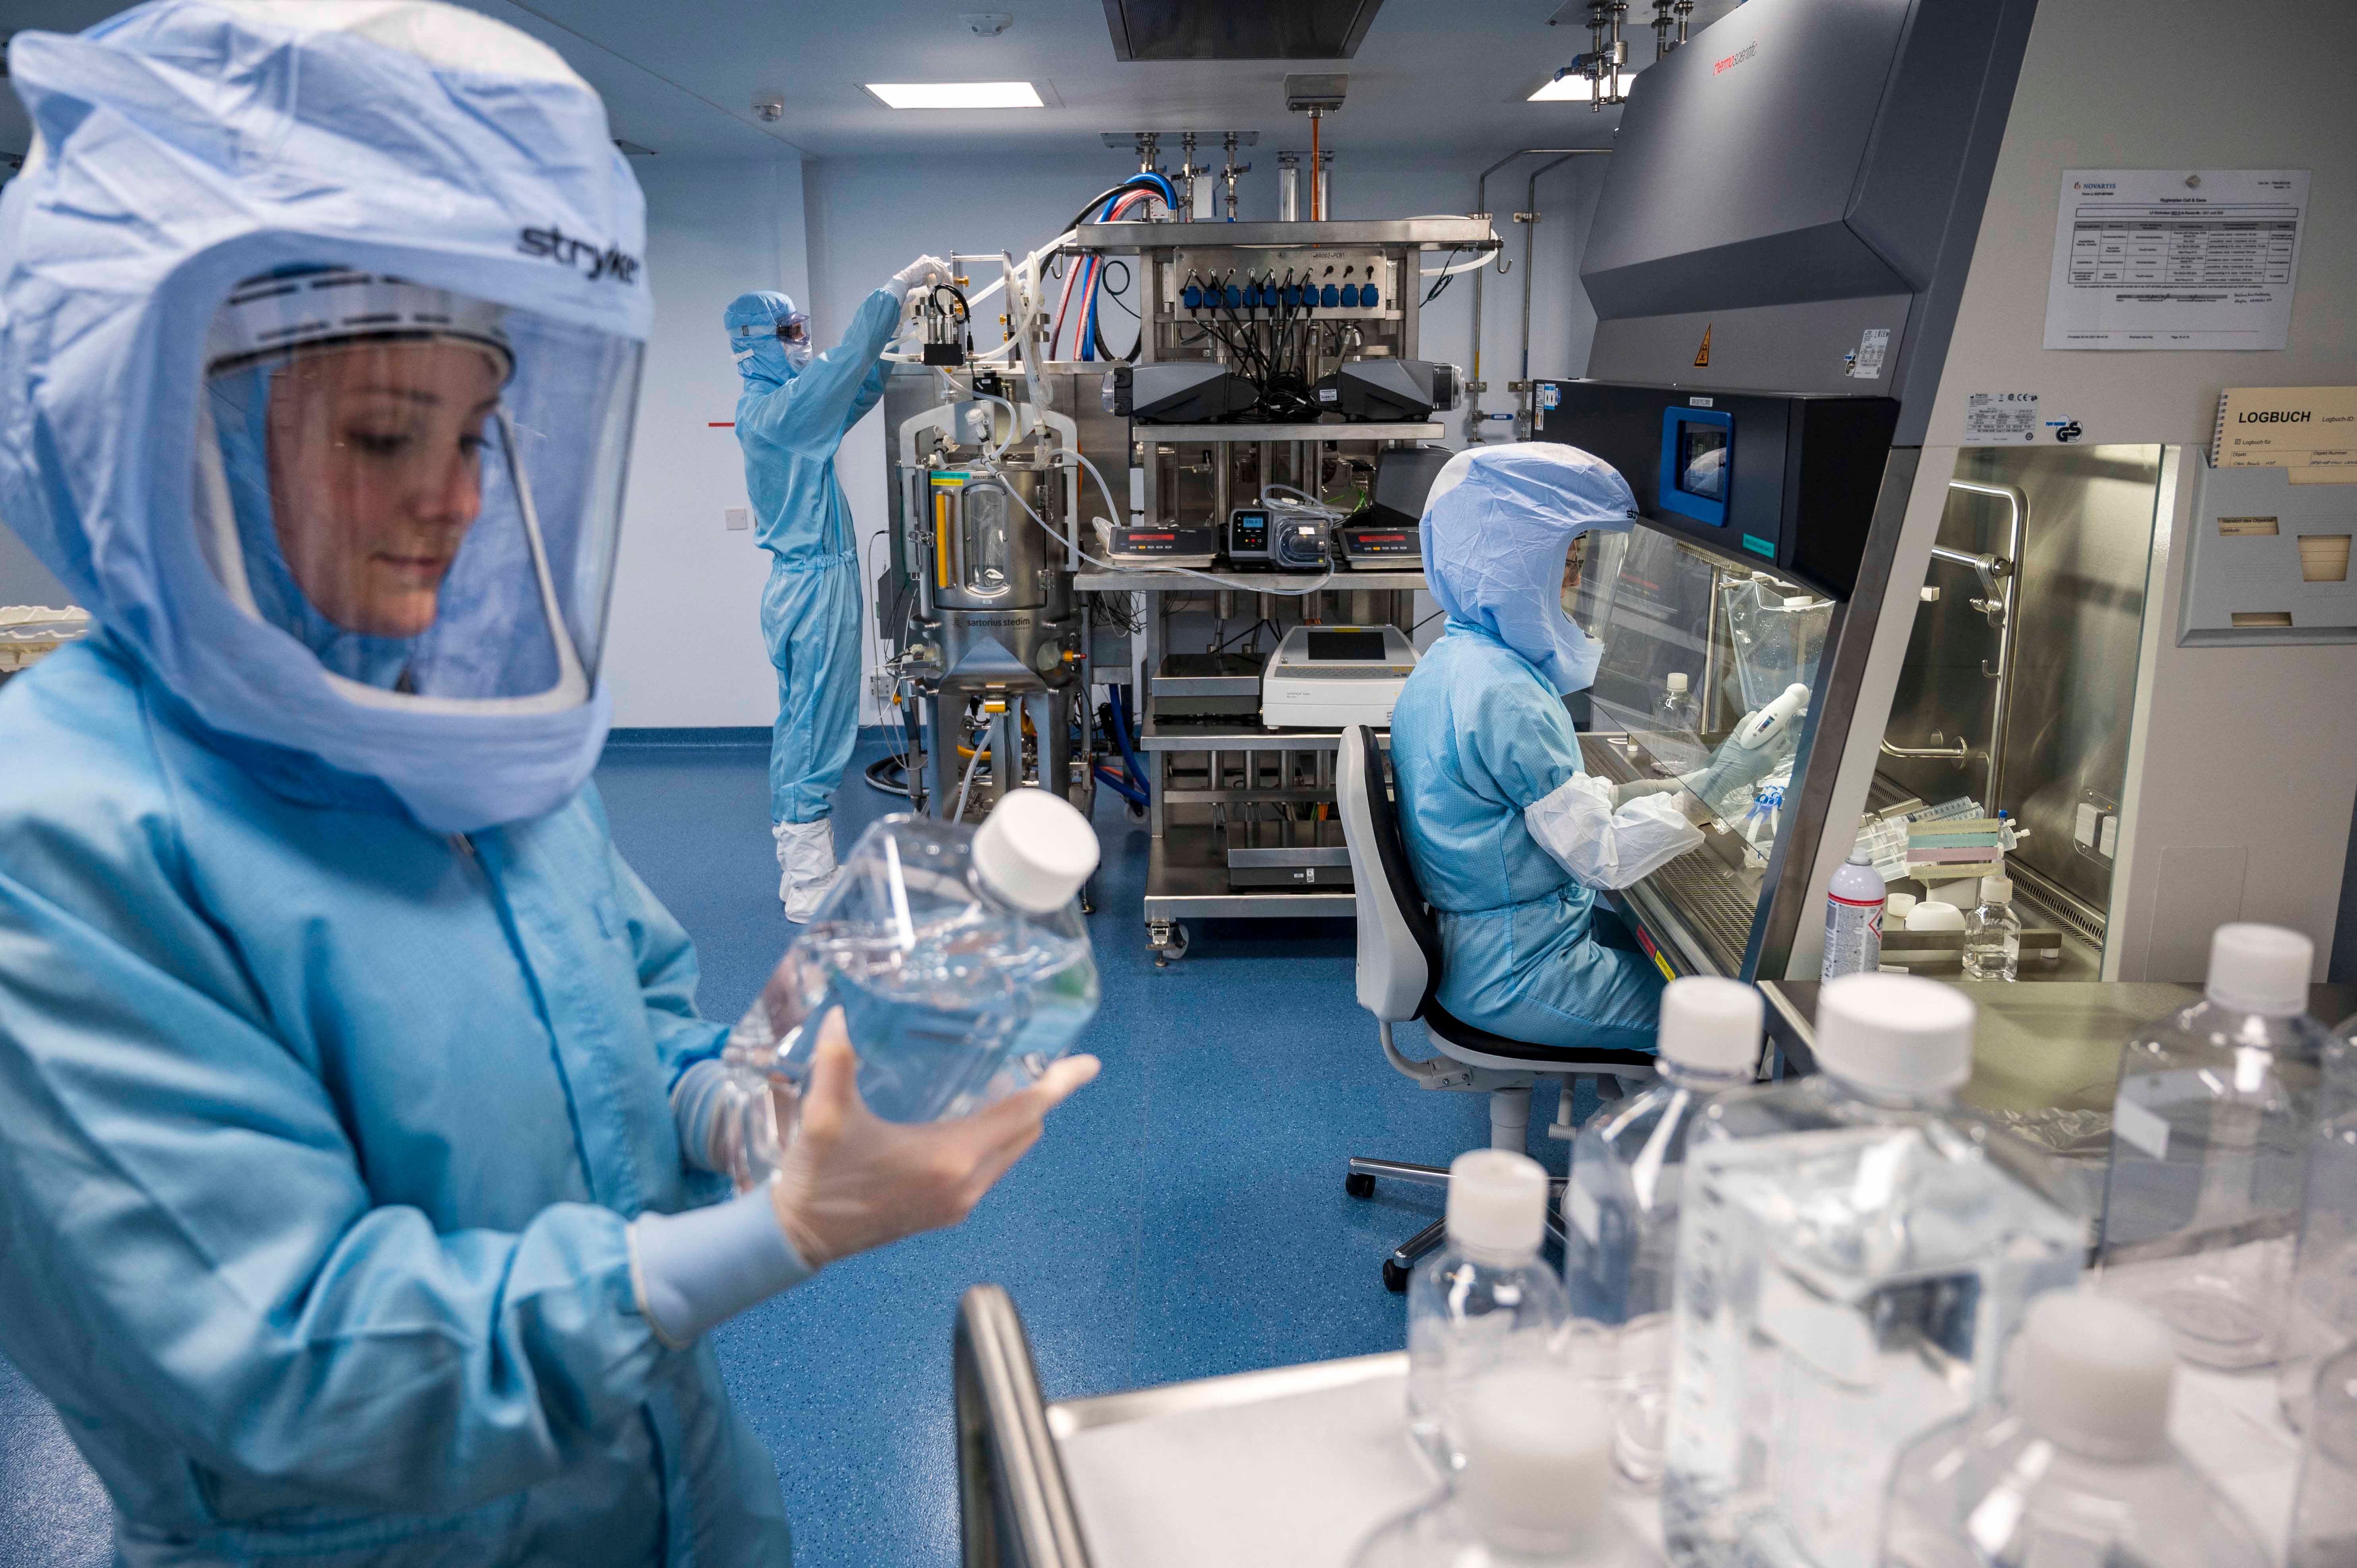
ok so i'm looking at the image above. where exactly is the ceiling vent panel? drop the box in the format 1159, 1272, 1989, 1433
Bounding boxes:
1101, 0, 1384, 61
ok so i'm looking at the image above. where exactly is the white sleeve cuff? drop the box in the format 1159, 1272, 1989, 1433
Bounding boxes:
1524, 773, 1706, 891
627, 1183, 815, 1348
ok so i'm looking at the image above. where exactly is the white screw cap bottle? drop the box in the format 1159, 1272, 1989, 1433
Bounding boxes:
1814, 971, 1975, 1095
973, 787, 1101, 914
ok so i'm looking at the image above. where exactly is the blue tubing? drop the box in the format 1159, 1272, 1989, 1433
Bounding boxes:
1107, 686, 1150, 802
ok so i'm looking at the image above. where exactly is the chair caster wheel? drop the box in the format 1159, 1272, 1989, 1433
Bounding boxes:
1382, 1258, 1410, 1294
1345, 1171, 1376, 1199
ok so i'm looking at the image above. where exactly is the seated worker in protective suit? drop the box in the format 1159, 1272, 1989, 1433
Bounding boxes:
1389, 444, 1797, 1054
727, 260, 945, 921
0, 6, 1093, 1564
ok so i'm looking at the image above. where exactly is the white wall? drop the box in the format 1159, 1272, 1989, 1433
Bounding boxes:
602, 156, 810, 728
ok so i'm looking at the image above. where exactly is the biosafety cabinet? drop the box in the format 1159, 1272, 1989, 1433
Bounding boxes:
1525, 0, 2357, 987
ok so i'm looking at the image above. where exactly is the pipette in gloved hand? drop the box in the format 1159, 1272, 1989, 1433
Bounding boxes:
1679, 682, 1810, 813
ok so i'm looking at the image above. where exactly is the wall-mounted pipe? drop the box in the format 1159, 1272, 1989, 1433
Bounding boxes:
1464, 147, 1587, 444
1519, 150, 1612, 397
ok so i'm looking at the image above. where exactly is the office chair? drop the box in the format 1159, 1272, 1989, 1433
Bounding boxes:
1334, 723, 1657, 1292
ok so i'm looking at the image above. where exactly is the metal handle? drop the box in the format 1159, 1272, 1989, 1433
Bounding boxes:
1880, 735, 1976, 764
955, 1285, 1095, 1568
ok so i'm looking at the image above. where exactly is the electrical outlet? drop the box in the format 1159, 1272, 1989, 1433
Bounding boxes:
724, 507, 749, 532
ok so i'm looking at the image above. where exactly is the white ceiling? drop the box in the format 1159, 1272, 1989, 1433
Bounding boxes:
2, 0, 1748, 165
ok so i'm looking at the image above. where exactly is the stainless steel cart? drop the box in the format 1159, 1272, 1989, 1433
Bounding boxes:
1075, 565, 1425, 964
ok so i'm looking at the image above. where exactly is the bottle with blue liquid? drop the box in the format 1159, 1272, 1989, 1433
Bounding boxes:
718, 789, 1101, 1190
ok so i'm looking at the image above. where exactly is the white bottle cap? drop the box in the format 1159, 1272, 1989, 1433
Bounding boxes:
1847, 837, 1874, 866
2204, 922, 2313, 1016
1906, 901, 1965, 933
1981, 875, 2012, 903
1666, 672, 1689, 693
1885, 893, 1919, 920
1445, 1149, 1549, 1256
2018, 1290, 2175, 1461
972, 788, 1101, 915
1459, 1367, 1614, 1547
1814, 973, 1974, 1095
1658, 976, 1762, 1076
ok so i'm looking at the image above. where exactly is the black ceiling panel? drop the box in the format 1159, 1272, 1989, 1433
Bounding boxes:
1102, 0, 1384, 61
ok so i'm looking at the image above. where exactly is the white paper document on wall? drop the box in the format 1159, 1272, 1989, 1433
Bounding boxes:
2044, 169, 2309, 350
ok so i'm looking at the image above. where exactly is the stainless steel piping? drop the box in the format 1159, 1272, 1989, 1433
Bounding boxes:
1465, 147, 1586, 443
1944, 479, 2027, 808
1519, 150, 1612, 392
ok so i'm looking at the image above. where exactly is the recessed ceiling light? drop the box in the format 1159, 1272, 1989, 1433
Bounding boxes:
865, 81, 1044, 110
1527, 71, 1634, 102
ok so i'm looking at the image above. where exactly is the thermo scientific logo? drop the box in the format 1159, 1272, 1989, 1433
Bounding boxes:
1713, 41, 1757, 74
516, 225, 642, 284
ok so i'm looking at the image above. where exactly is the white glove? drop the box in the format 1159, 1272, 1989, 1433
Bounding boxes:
893, 255, 952, 298
767, 1007, 1099, 1267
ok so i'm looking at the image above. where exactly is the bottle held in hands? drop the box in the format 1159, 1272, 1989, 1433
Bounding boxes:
718, 790, 1101, 1192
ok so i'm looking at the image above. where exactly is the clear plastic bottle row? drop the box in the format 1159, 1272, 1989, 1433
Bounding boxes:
1361, 933, 2357, 1568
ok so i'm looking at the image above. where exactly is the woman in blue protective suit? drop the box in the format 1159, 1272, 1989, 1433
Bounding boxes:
0, 6, 1094, 1564
725, 260, 944, 922
1388, 444, 1795, 1055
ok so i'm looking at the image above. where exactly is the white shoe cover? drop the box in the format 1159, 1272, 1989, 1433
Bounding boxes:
773, 820, 841, 923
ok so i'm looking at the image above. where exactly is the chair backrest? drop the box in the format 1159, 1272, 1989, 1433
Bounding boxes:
1335, 724, 1442, 1023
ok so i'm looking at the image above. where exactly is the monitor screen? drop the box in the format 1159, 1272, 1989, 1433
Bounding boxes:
1678, 425, 1729, 501
1307, 630, 1386, 661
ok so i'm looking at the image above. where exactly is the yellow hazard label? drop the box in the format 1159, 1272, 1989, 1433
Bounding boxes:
1693, 324, 1712, 367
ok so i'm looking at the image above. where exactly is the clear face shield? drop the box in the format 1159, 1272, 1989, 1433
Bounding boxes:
780, 310, 813, 368
195, 269, 641, 710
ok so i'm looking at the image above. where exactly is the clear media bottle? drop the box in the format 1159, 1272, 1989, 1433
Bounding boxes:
1563, 976, 1762, 1489
2097, 923, 2331, 1369
1662, 974, 2085, 1568
1406, 1149, 1572, 1472
2278, 1009, 2357, 1426
1649, 672, 1707, 775
1882, 1290, 2269, 1568
1354, 1367, 1658, 1568
716, 789, 1101, 1189
2290, 1344, 2357, 1568
1959, 874, 2020, 982
1820, 839, 1886, 981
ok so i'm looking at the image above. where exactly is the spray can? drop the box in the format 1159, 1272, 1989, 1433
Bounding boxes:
1820, 838, 1886, 980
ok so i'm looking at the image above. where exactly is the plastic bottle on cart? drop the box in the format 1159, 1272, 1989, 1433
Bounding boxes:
2290, 1344, 2357, 1568
1820, 839, 1886, 981
715, 789, 1101, 1190
2277, 1009, 2357, 1427
1960, 874, 2021, 982
1562, 977, 1762, 1490
1406, 1150, 1573, 1473
1661, 974, 2086, 1568
1354, 1367, 1658, 1568
1880, 1290, 2270, 1568
2096, 923, 2332, 1370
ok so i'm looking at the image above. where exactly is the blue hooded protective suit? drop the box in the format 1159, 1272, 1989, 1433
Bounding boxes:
725, 286, 903, 824
1389, 444, 1703, 1053
0, 4, 793, 1562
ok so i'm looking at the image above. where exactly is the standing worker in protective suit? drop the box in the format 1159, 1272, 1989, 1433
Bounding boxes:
0, 6, 1095, 1564
1388, 444, 1801, 1056
727, 257, 946, 920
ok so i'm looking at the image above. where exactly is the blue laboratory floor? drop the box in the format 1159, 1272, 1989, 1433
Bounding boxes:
0, 730, 1588, 1568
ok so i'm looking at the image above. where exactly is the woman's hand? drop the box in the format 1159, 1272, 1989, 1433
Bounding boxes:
768, 1008, 1099, 1268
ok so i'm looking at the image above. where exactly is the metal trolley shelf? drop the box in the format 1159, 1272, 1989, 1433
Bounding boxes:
1076, 569, 1424, 964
